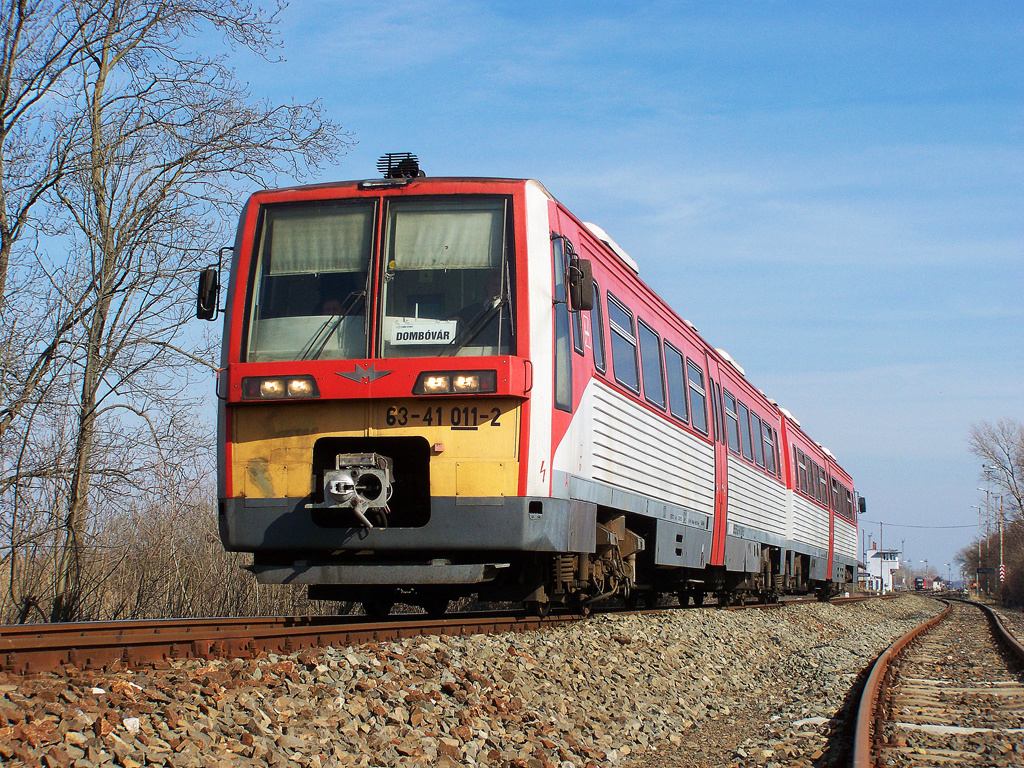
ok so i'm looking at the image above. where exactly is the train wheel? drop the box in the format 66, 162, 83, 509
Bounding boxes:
625, 591, 655, 610
421, 597, 450, 618
363, 595, 395, 618
692, 590, 706, 607
525, 600, 550, 618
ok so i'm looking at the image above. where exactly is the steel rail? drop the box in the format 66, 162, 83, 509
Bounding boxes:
0, 612, 576, 675
851, 599, 1024, 768
0, 592, 890, 676
851, 600, 952, 768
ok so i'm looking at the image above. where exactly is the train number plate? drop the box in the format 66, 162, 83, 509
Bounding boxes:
384, 403, 503, 430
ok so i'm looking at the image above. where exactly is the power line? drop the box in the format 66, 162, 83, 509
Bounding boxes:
860, 519, 977, 530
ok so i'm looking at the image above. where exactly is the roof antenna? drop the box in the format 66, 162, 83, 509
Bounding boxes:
377, 152, 425, 179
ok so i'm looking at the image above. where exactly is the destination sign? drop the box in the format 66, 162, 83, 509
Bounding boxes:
390, 319, 458, 345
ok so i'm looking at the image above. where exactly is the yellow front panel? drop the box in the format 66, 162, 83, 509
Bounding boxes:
455, 461, 518, 497
230, 398, 521, 499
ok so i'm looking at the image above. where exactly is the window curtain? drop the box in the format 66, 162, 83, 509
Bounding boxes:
266, 204, 374, 275
389, 200, 504, 270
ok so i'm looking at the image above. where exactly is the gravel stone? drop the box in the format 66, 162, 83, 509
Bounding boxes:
0, 596, 952, 767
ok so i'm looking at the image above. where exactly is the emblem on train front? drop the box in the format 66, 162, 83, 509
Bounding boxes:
337, 363, 393, 383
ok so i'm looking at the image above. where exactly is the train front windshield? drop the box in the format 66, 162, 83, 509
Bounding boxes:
245, 196, 514, 362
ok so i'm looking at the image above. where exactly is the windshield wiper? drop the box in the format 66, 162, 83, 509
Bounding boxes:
442, 295, 504, 357
299, 290, 365, 361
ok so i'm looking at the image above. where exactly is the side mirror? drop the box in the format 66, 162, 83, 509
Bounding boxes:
858, 496, 867, 516
196, 267, 220, 321
567, 257, 594, 312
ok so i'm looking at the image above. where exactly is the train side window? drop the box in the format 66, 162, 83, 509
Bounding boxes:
686, 359, 708, 434
762, 423, 776, 474
797, 449, 808, 494
607, 295, 640, 393
571, 288, 584, 355
831, 477, 839, 511
751, 413, 765, 468
738, 402, 754, 461
664, 343, 689, 423
551, 235, 573, 412
773, 429, 781, 478
819, 467, 828, 505
723, 390, 741, 454
637, 321, 665, 408
717, 383, 725, 443
591, 281, 606, 373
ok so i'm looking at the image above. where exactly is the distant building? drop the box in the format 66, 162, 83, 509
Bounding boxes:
865, 547, 901, 593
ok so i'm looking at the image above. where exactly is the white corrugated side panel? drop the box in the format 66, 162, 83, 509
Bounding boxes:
577, 381, 715, 516
726, 457, 786, 538
790, 494, 830, 551
524, 182, 554, 497
833, 517, 857, 560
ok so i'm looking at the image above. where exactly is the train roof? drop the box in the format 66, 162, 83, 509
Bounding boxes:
251, 175, 553, 198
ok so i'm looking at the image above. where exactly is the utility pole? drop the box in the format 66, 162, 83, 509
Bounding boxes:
998, 493, 1005, 597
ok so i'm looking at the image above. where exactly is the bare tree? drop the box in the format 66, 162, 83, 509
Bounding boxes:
968, 418, 1024, 523
0, 1, 101, 306
0, 0, 352, 622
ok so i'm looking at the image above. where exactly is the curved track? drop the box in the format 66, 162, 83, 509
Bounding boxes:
854, 600, 1024, 767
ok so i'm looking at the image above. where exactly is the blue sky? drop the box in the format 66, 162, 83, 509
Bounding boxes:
238, 1, 1022, 576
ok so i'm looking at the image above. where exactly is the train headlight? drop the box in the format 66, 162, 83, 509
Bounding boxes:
420, 374, 451, 394
241, 375, 321, 400
413, 370, 497, 395
453, 374, 481, 392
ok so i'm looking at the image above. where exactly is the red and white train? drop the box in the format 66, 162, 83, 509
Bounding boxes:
198, 154, 861, 615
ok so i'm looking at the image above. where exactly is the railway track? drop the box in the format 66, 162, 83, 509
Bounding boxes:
854, 600, 1024, 767
0, 611, 576, 676
0, 594, 879, 676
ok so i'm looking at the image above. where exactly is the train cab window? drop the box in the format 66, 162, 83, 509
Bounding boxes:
246, 200, 375, 362
686, 359, 708, 434
637, 321, 665, 408
551, 235, 573, 411
607, 295, 640, 393
664, 343, 688, 423
738, 402, 754, 460
591, 282, 606, 373
751, 413, 765, 468
762, 423, 776, 474
380, 197, 514, 359
723, 390, 741, 454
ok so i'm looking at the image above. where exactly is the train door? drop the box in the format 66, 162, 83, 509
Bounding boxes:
546, 209, 578, 499
705, 356, 728, 567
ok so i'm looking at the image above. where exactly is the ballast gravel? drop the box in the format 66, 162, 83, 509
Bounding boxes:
0, 596, 948, 768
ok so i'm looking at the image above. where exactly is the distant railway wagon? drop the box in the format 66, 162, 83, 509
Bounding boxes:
197, 154, 862, 615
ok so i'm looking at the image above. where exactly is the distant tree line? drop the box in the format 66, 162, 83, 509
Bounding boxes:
958, 419, 1024, 608
0, 0, 351, 623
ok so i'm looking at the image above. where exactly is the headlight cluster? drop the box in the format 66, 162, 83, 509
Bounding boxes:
241, 375, 320, 400
413, 370, 497, 395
